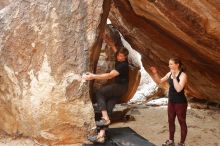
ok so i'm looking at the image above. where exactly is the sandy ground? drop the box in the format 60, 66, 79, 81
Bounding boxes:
0, 105, 219, 146
111, 105, 220, 146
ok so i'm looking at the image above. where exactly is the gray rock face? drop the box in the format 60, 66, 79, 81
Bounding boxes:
0, 0, 107, 144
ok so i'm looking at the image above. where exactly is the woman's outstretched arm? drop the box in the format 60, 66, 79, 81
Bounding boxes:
150, 66, 170, 84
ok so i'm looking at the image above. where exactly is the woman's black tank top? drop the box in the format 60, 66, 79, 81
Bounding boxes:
168, 71, 187, 103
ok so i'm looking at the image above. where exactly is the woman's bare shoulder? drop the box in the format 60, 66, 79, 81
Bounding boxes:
180, 72, 187, 78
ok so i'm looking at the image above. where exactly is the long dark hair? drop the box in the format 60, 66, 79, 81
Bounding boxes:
170, 57, 186, 72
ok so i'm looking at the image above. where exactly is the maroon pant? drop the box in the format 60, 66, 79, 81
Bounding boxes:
168, 102, 188, 143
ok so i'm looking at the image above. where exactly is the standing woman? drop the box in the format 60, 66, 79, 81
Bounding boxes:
150, 58, 188, 146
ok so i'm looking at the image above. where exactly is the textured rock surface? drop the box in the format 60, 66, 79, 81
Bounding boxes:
0, 0, 109, 144
0, 0, 10, 10
109, 0, 220, 103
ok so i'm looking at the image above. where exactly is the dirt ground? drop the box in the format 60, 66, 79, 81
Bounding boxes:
0, 105, 219, 146
111, 105, 220, 146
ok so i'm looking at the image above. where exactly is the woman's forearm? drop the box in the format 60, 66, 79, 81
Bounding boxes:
152, 73, 161, 84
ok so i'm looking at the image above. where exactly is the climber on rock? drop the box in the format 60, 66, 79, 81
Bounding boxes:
83, 25, 129, 143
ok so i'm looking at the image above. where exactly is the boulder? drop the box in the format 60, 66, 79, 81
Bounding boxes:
0, 0, 110, 144
109, 0, 220, 103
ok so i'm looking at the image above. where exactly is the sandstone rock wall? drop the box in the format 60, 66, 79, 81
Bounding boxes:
0, 0, 110, 144
0, 0, 10, 10
109, 0, 220, 103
